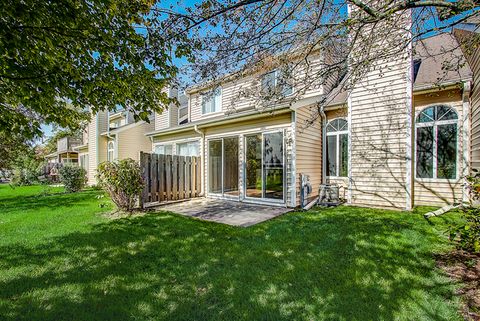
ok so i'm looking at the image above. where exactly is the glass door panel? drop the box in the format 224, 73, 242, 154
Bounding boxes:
223, 137, 239, 196
263, 132, 284, 200
245, 134, 262, 198
208, 140, 222, 194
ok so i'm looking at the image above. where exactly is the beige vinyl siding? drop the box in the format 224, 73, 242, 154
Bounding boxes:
349, 57, 411, 209
87, 111, 108, 185
295, 105, 323, 205
470, 43, 480, 171
116, 122, 155, 162
189, 54, 325, 123
154, 110, 170, 130
152, 130, 200, 145
413, 89, 464, 206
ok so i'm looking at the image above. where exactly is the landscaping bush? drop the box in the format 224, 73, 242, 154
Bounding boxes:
59, 165, 87, 193
11, 156, 42, 186
450, 170, 480, 252
96, 159, 144, 213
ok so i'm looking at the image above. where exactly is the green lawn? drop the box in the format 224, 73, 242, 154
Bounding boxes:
0, 184, 463, 321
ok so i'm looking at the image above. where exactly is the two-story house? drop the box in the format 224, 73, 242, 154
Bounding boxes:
76, 107, 155, 184
80, 12, 479, 210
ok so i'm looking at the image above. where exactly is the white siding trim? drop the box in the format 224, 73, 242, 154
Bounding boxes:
405, 32, 413, 210
463, 81, 472, 203
347, 93, 353, 204
290, 111, 297, 207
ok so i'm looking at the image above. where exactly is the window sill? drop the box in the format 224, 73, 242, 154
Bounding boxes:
415, 177, 461, 183
201, 111, 223, 117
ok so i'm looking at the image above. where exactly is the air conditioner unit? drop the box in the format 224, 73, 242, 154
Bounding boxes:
319, 184, 340, 206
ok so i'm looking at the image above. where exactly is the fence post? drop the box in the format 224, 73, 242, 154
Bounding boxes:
139, 152, 147, 209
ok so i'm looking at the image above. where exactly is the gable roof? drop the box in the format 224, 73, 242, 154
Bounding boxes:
413, 32, 472, 90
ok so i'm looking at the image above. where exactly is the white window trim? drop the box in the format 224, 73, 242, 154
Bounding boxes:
243, 129, 286, 204
152, 143, 173, 155
107, 141, 115, 161
206, 136, 240, 199
414, 105, 460, 181
201, 87, 222, 115
176, 140, 201, 157
326, 118, 349, 179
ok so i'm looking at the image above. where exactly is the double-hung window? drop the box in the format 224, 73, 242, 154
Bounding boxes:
154, 144, 173, 155
261, 70, 293, 97
202, 87, 222, 114
416, 105, 458, 179
177, 141, 200, 157
326, 118, 348, 177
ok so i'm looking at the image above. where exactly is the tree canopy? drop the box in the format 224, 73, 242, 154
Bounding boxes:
1, 0, 194, 139
1, 0, 478, 142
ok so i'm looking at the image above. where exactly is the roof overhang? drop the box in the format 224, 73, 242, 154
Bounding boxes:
146, 107, 292, 138
73, 144, 88, 152
101, 121, 146, 136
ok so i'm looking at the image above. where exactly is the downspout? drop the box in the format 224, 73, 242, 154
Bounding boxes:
194, 125, 205, 196
320, 105, 327, 184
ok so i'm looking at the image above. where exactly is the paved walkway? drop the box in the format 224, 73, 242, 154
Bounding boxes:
154, 198, 292, 227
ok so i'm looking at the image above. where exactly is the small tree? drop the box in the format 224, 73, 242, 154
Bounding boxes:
450, 170, 480, 253
11, 154, 42, 186
96, 159, 144, 213
59, 165, 86, 193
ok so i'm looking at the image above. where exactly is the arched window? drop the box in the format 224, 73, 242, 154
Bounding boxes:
107, 141, 115, 161
326, 118, 348, 177
416, 105, 458, 179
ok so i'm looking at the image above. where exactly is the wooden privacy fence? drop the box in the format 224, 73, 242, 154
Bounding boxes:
139, 152, 202, 207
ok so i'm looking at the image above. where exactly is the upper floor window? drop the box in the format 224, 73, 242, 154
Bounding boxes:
154, 144, 173, 155
261, 70, 293, 97
202, 87, 222, 114
416, 105, 458, 179
177, 141, 200, 157
326, 118, 348, 177
107, 141, 115, 161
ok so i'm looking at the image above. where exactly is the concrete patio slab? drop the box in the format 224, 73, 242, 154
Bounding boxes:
154, 198, 292, 227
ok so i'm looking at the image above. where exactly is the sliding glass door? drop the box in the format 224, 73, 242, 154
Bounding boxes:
245, 131, 284, 201
208, 137, 239, 197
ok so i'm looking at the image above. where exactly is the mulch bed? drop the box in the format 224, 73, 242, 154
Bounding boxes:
437, 251, 480, 321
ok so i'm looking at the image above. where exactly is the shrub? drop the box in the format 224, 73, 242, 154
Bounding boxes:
450, 169, 480, 252
96, 159, 144, 213
11, 156, 42, 186
59, 165, 87, 193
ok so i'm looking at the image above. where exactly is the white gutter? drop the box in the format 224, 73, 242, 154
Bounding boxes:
319, 105, 327, 184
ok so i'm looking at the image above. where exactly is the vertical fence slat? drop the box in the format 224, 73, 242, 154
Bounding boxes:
179, 157, 185, 200
158, 154, 165, 202
151, 154, 158, 202
172, 155, 178, 200
186, 156, 192, 198
196, 157, 201, 197
140, 153, 201, 206
165, 155, 172, 201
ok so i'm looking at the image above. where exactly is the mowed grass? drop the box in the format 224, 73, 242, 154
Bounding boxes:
0, 184, 464, 321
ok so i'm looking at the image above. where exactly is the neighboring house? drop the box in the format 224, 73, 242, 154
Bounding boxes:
80, 14, 479, 210
76, 108, 155, 184
45, 136, 83, 165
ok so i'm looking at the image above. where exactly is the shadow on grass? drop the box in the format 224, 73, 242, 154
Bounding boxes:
0, 190, 99, 213
0, 207, 461, 321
